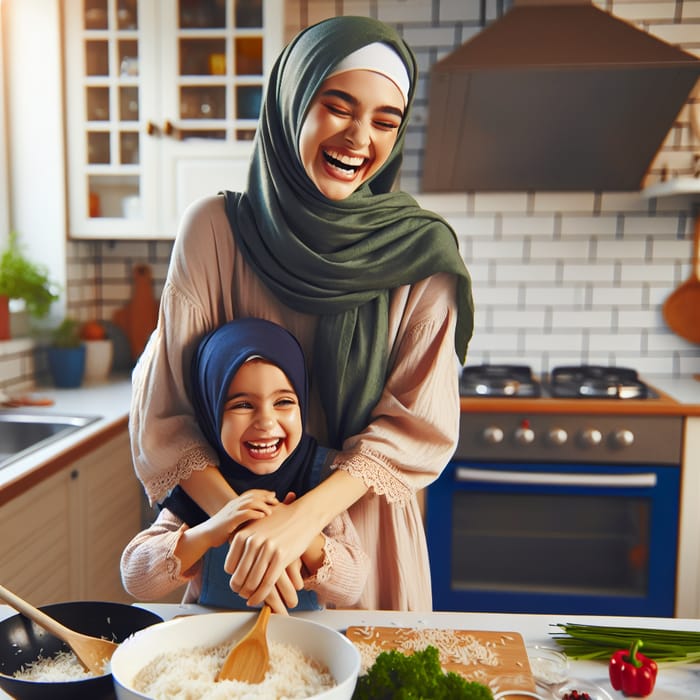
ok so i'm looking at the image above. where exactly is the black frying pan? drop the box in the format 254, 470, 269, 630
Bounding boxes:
0, 601, 162, 700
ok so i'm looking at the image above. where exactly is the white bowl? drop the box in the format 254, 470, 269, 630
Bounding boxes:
110, 612, 360, 699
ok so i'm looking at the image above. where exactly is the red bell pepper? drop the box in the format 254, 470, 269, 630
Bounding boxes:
609, 639, 658, 697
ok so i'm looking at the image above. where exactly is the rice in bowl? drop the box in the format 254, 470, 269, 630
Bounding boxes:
110, 612, 361, 700
132, 638, 334, 699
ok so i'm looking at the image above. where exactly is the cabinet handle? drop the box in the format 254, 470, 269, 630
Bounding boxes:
146, 121, 159, 136
163, 120, 182, 140
454, 466, 658, 488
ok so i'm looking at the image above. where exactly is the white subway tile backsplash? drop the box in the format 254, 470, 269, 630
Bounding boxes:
560, 216, 618, 237
440, 0, 483, 22
502, 215, 556, 238
492, 308, 547, 329
552, 309, 615, 327
561, 263, 617, 282
529, 239, 591, 260
615, 309, 663, 328
620, 263, 679, 283
591, 286, 646, 307
475, 285, 521, 305
595, 239, 648, 259
532, 192, 597, 213
473, 193, 530, 214
378, 0, 433, 23
525, 286, 587, 307
493, 263, 560, 283
612, 2, 678, 22
524, 333, 587, 352
588, 332, 645, 353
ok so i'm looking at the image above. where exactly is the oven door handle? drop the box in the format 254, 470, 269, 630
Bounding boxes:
455, 467, 658, 488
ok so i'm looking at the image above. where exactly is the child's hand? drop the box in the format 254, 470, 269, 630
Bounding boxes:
203, 490, 278, 549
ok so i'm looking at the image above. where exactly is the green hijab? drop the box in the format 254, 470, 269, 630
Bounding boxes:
223, 16, 473, 448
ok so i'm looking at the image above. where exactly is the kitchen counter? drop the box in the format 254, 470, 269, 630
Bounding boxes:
1, 603, 698, 698
461, 375, 700, 416
0, 377, 132, 501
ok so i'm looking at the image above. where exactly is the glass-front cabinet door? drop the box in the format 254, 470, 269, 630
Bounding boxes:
64, 0, 282, 239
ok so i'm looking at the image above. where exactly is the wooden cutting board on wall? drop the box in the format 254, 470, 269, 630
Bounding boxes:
346, 626, 536, 697
112, 264, 160, 362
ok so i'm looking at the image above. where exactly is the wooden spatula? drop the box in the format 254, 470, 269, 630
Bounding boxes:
216, 604, 271, 683
0, 584, 118, 675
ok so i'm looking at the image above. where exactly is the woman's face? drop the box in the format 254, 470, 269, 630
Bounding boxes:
220, 359, 302, 475
299, 69, 405, 200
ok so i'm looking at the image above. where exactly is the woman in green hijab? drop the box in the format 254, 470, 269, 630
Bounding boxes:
130, 15, 473, 611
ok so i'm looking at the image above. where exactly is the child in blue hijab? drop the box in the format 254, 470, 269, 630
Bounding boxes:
121, 318, 369, 612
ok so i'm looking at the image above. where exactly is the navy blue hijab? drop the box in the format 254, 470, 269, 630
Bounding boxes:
161, 318, 319, 525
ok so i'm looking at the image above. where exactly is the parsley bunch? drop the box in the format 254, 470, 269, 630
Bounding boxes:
352, 645, 493, 699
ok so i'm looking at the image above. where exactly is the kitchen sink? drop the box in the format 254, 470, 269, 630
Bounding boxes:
0, 411, 101, 469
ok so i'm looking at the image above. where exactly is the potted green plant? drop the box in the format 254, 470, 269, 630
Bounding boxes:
46, 318, 86, 388
0, 231, 59, 339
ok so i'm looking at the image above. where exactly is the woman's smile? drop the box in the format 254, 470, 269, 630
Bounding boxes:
299, 70, 404, 200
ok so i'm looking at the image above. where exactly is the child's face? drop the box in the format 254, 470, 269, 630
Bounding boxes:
220, 359, 303, 474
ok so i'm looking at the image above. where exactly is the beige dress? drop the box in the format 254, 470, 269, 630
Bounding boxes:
130, 194, 462, 611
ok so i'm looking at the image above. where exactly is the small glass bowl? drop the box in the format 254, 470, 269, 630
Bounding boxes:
526, 645, 570, 686
555, 679, 614, 700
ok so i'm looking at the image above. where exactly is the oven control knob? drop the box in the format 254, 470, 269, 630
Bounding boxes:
579, 428, 603, 447
482, 426, 504, 444
514, 426, 535, 445
612, 429, 635, 448
547, 427, 568, 446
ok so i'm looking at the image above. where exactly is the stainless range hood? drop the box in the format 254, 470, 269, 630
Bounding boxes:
421, 0, 700, 192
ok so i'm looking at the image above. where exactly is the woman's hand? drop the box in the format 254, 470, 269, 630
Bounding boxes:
224, 499, 319, 606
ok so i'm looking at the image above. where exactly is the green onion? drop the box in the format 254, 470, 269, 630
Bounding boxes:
550, 623, 700, 665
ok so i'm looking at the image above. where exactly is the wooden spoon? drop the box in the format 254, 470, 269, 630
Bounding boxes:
0, 584, 118, 675
663, 214, 700, 345
216, 604, 271, 683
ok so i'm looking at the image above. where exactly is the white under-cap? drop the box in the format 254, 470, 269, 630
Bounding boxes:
328, 42, 410, 107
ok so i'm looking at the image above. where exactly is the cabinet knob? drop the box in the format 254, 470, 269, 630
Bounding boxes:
146, 121, 159, 136
547, 427, 568, 446
514, 426, 535, 445
482, 426, 504, 445
163, 120, 181, 140
579, 428, 603, 447
612, 429, 635, 448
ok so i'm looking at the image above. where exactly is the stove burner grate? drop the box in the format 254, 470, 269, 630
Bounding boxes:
548, 365, 653, 399
460, 364, 541, 397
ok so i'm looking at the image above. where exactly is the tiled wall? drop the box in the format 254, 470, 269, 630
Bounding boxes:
2, 0, 699, 392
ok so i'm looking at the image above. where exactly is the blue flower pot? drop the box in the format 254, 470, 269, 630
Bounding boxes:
47, 345, 86, 388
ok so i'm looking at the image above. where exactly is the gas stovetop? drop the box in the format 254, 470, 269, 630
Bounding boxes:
460, 364, 657, 399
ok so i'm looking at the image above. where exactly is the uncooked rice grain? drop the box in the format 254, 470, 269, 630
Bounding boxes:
13, 649, 97, 681
132, 639, 335, 699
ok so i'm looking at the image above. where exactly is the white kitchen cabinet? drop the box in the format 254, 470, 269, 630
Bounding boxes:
676, 415, 700, 618
63, 0, 282, 239
0, 429, 142, 605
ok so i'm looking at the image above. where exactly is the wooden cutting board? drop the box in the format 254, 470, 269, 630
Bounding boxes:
112, 264, 160, 362
346, 626, 536, 698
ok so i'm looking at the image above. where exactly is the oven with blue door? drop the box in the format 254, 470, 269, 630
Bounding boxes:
426, 365, 683, 617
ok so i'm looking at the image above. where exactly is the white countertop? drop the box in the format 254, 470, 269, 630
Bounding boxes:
0, 377, 132, 491
650, 376, 700, 406
1, 604, 698, 699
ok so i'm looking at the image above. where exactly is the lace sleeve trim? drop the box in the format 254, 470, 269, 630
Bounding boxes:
333, 448, 412, 506
145, 442, 219, 504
